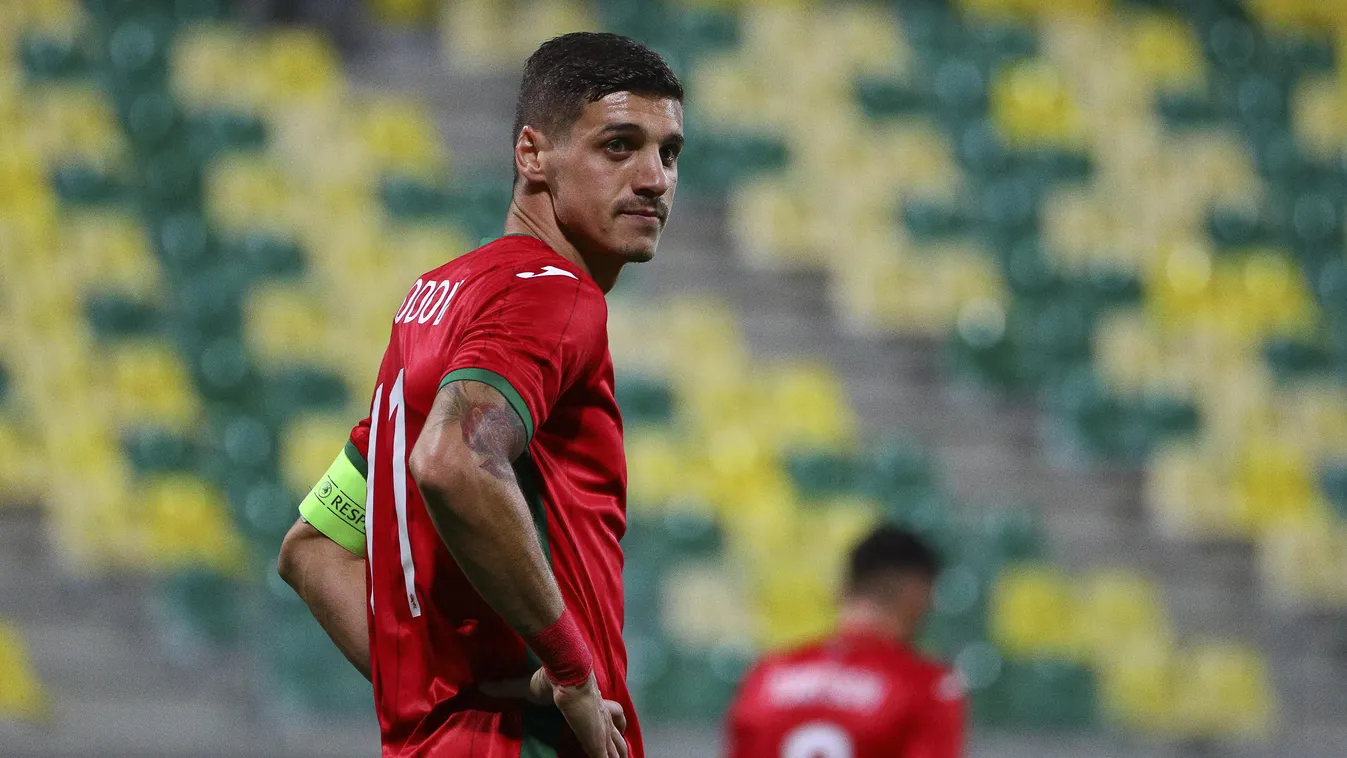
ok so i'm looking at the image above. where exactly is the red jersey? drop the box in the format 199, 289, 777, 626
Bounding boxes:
728, 631, 965, 758
350, 236, 637, 757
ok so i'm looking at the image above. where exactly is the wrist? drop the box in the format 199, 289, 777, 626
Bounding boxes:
525, 608, 593, 688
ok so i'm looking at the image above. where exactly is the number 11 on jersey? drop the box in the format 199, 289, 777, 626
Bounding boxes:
367, 369, 422, 617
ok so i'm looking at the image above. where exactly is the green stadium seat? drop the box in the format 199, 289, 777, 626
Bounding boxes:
268, 609, 370, 714
856, 77, 929, 120
1007, 658, 1099, 729
981, 506, 1046, 564
901, 198, 967, 239
174, 0, 236, 24
155, 210, 213, 274
960, 641, 1013, 728
680, 133, 788, 196
1157, 91, 1219, 128
614, 375, 674, 426
225, 232, 305, 280
924, 566, 990, 658
1264, 338, 1333, 380
1322, 465, 1347, 521
863, 436, 934, 498
0, 364, 9, 407
51, 164, 125, 205
123, 428, 196, 475
784, 450, 859, 498
122, 89, 181, 149
189, 110, 267, 158
20, 34, 89, 81
142, 148, 203, 209
674, 7, 739, 59
380, 176, 453, 219
262, 367, 349, 418
931, 58, 986, 119
85, 292, 161, 339
637, 639, 752, 722
105, 18, 173, 83
238, 478, 296, 544
156, 570, 241, 650
218, 414, 275, 473
1137, 394, 1201, 440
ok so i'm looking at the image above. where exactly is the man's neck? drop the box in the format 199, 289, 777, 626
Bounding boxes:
837, 600, 914, 645
504, 197, 624, 293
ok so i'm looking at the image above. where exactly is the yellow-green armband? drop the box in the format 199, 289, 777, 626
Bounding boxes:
298, 441, 368, 556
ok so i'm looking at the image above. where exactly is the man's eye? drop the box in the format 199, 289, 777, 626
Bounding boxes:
606, 138, 629, 152
661, 146, 679, 165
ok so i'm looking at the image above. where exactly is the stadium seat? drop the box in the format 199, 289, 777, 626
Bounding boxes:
107, 340, 200, 431
281, 414, 356, 495
1174, 641, 1275, 740
990, 565, 1084, 660
139, 474, 245, 572
1075, 571, 1170, 665
0, 621, 48, 721
1098, 637, 1179, 735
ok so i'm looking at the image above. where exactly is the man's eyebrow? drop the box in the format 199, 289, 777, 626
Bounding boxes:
596, 123, 685, 148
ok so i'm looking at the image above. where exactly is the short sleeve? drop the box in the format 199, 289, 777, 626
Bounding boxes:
297, 417, 370, 556
908, 668, 966, 758
439, 273, 600, 443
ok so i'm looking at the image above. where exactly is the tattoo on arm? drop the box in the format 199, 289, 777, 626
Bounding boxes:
436, 381, 527, 481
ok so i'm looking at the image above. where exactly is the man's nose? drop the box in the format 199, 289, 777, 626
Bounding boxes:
632, 148, 672, 197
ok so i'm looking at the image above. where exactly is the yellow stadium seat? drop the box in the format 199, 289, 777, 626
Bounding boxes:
106, 341, 199, 431
0, 621, 49, 721
1293, 78, 1345, 158
0, 417, 40, 502
440, 0, 515, 71
1145, 443, 1242, 539
368, 0, 438, 25
1233, 437, 1324, 534
172, 26, 254, 110
59, 211, 159, 297
623, 429, 686, 506
991, 61, 1083, 147
243, 282, 328, 368
728, 177, 814, 268
354, 98, 448, 175
1259, 518, 1347, 610
1126, 13, 1205, 90
754, 561, 835, 650
765, 363, 855, 450
1098, 637, 1179, 735
661, 563, 753, 647
796, 500, 878, 586
1174, 641, 1275, 740
24, 85, 123, 163
260, 29, 342, 107
991, 564, 1084, 659
205, 155, 293, 233
1248, 0, 1347, 33
139, 475, 245, 573
508, 0, 598, 60
1076, 570, 1170, 664
282, 413, 357, 496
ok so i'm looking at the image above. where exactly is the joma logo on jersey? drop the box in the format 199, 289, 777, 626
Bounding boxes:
395, 279, 464, 326
516, 265, 577, 280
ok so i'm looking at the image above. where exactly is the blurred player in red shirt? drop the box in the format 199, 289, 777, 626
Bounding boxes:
727, 526, 965, 758
277, 32, 684, 758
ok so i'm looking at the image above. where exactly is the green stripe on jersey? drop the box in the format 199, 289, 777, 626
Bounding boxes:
439, 368, 535, 443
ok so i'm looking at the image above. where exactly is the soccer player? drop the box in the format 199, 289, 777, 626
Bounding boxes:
276, 32, 683, 758
727, 526, 966, 758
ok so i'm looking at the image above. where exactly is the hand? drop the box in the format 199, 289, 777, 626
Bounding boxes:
482, 669, 628, 758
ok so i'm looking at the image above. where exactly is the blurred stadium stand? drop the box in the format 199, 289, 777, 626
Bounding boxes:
0, 0, 1345, 756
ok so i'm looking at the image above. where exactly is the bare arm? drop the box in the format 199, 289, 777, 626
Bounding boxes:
277, 519, 371, 681
407, 379, 563, 636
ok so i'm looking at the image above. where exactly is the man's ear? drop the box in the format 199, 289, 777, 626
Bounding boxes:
515, 125, 550, 184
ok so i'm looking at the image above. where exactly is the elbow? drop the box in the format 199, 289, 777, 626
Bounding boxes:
277, 522, 307, 590
408, 445, 478, 524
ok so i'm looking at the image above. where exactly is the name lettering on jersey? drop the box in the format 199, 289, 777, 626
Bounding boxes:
516, 265, 577, 280
394, 278, 464, 326
765, 664, 887, 713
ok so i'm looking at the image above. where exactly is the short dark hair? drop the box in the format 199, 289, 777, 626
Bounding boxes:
846, 525, 941, 593
512, 32, 683, 144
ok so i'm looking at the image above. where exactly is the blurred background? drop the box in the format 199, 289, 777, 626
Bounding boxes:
1, 0, 1346, 756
